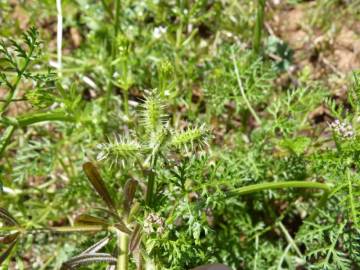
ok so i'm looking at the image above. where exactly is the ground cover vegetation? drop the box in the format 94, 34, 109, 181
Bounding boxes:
0, 0, 359, 269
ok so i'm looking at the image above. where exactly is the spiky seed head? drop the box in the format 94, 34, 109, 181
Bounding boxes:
170, 124, 209, 152
97, 136, 141, 167
25, 88, 54, 108
158, 59, 174, 78
140, 94, 166, 133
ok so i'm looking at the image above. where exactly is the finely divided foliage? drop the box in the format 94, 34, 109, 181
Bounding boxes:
0, 1, 359, 270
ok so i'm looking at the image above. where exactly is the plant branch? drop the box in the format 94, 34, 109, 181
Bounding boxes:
0, 46, 34, 113
105, 0, 121, 113
117, 230, 129, 270
230, 181, 330, 197
56, 0, 63, 77
231, 49, 262, 125
11, 111, 75, 127
0, 125, 16, 157
253, 0, 266, 54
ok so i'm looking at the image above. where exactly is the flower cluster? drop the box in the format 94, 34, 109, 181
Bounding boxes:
329, 119, 355, 139
143, 213, 165, 235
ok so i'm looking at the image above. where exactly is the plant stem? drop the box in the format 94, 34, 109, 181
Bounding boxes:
0, 98, 27, 102
347, 169, 358, 228
0, 125, 16, 157
105, 0, 121, 113
306, 191, 329, 222
278, 221, 303, 258
253, 0, 266, 55
123, 89, 129, 116
16, 111, 75, 127
117, 230, 129, 270
56, 0, 63, 77
231, 49, 262, 125
145, 155, 158, 207
0, 225, 108, 234
1, 47, 34, 113
230, 181, 330, 197
101, 0, 114, 19
0, 112, 74, 157
145, 170, 156, 207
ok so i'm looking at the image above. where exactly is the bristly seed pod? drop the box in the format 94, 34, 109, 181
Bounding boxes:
170, 124, 209, 152
97, 136, 141, 167
140, 94, 166, 132
25, 87, 54, 108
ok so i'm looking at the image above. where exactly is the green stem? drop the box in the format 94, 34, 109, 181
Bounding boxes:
3, 67, 88, 77
0, 112, 74, 157
145, 155, 158, 207
278, 221, 303, 258
306, 191, 329, 223
347, 169, 358, 228
253, 0, 266, 55
16, 111, 75, 127
0, 98, 27, 102
230, 181, 330, 197
145, 170, 156, 207
101, 0, 114, 19
0, 225, 108, 234
1, 46, 34, 113
231, 49, 262, 125
123, 89, 129, 116
117, 230, 129, 270
0, 125, 16, 157
105, 0, 121, 113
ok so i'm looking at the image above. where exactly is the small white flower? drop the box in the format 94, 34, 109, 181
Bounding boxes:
329, 119, 355, 139
153, 26, 167, 39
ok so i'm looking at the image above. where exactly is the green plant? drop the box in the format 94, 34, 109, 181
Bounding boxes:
1, 88, 210, 269
1, 1, 360, 269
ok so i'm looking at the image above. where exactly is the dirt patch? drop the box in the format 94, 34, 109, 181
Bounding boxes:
269, 2, 360, 85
